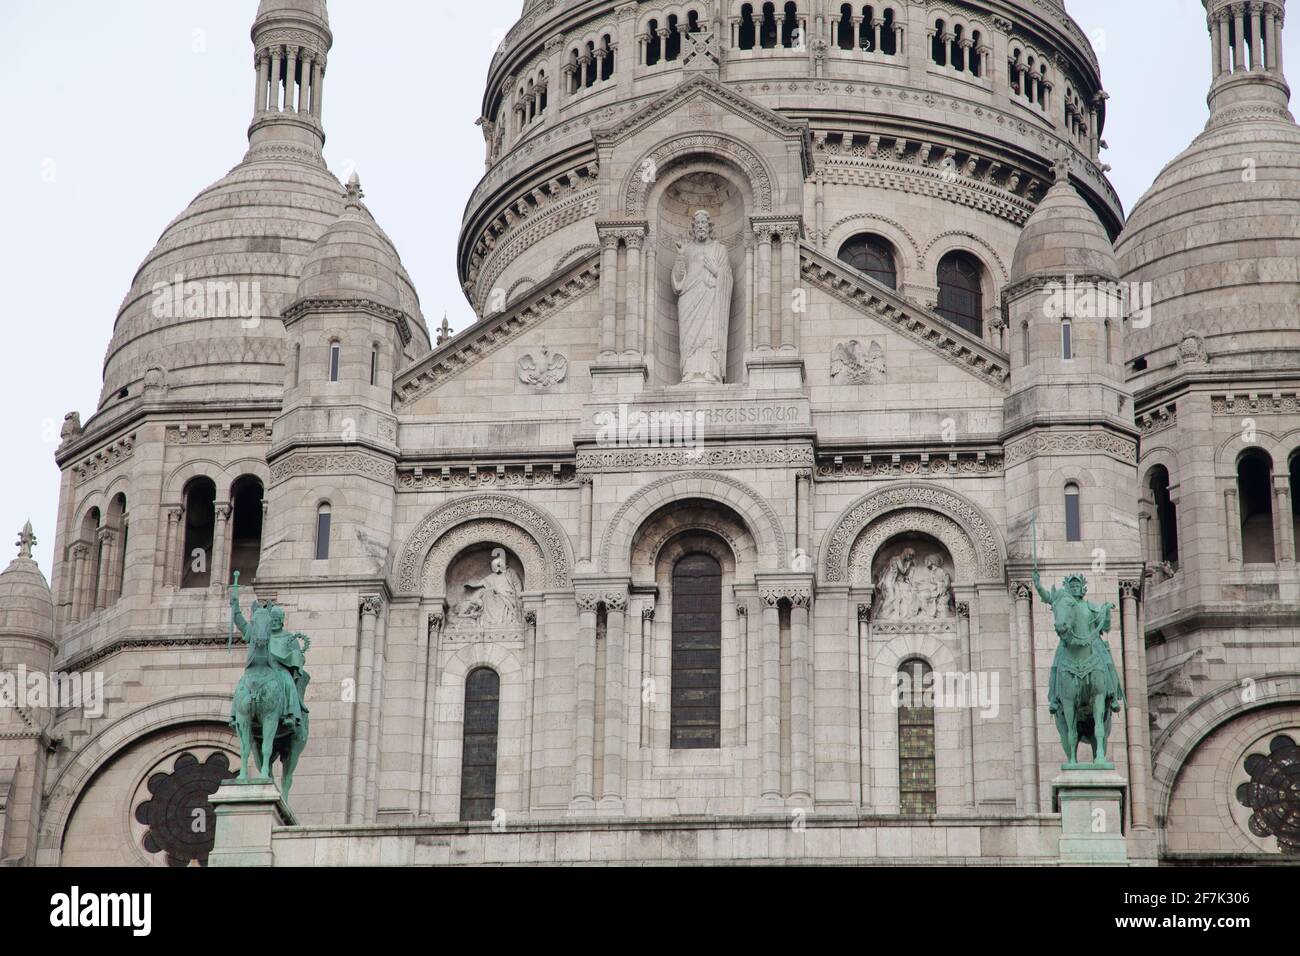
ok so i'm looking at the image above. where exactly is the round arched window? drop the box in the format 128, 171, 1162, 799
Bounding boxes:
936, 251, 984, 337
838, 234, 898, 290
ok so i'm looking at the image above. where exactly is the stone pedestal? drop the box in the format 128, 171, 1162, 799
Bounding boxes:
744, 353, 805, 389
1051, 767, 1128, 866
589, 361, 648, 397
209, 781, 297, 868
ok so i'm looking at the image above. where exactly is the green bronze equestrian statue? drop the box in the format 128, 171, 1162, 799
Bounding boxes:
227, 571, 312, 805
1033, 570, 1124, 768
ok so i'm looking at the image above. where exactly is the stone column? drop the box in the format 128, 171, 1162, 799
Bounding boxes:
349, 596, 383, 823
1211, 15, 1224, 77
1249, 1, 1263, 69
572, 593, 599, 808
599, 233, 619, 356
1274, 475, 1294, 563
211, 503, 231, 590
286, 46, 300, 111
93, 528, 114, 611
601, 593, 628, 809
172, 507, 188, 588
1119, 581, 1152, 829
313, 59, 325, 118
1233, 3, 1247, 70
779, 224, 798, 350
760, 593, 781, 802
269, 46, 283, 110
814, 171, 825, 249
255, 50, 269, 113
857, 602, 872, 808
789, 590, 812, 803
1225, 488, 1242, 564
795, 470, 812, 559
578, 477, 594, 564
309, 55, 322, 116
957, 601, 976, 809
161, 507, 181, 591
1273, 9, 1284, 73
754, 226, 773, 350
624, 233, 642, 356
1012, 582, 1039, 812
69, 544, 89, 623
1219, 10, 1233, 74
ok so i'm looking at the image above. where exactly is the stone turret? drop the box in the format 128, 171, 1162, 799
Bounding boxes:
0, 524, 55, 866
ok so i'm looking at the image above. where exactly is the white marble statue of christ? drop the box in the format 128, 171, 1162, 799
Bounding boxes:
672, 210, 733, 385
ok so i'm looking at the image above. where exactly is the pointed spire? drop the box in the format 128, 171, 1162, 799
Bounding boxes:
345, 171, 364, 210
1204, 0, 1293, 123
16, 521, 35, 560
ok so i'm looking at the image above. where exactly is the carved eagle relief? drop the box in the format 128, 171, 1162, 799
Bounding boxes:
517, 348, 568, 388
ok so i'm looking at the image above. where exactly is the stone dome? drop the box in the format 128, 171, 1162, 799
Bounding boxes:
295, 175, 423, 319
0, 524, 53, 643
1011, 163, 1117, 284
1117, 0, 1299, 366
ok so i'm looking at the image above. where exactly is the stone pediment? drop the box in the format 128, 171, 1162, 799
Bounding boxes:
392, 251, 599, 411
592, 73, 812, 176
800, 245, 1010, 388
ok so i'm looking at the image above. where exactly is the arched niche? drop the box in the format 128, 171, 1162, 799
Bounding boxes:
646, 162, 754, 386
419, 518, 547, 603
866, 532, 958, 623
441, 541, 528, 637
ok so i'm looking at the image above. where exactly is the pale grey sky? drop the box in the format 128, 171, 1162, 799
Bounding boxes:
0, 1, 1292, 578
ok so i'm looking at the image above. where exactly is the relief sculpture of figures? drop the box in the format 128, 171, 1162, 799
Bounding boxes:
449, 547, 525, 628
672, 210, 733, 385
874, 548, 954, 622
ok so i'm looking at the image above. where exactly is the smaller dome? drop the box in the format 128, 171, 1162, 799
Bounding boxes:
295, 174, 412, 312
1010, 162, 1117, 284
0, 523, 53, 643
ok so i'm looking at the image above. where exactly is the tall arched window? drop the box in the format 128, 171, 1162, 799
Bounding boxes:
1292, 454, 1300, 556
1061, 318, 1073, 359
107, 493, 127, 606
671, 553, 722, 749
666, 16, 682, 59
1239, 450, 1276, 563
459, 667, 501, 822
328, 341, 341, 382
75, 507, 102, 621
781, 2, 800, 47
738, 5, 756, 50
181, 477, 216, 589
230, 476, 264, 584
837, 4, 854, 49
1021, 321, 1030, 366
647, 21, 662, 64
1065, 482, 1083, 542
931, 19, 947, 65
838, 233, 897, 290
1149, 466, 1179, 567
314, 503, 332, 561
897, 658, 937, 814
936, 251, 984, 337
760, 2, 779, 48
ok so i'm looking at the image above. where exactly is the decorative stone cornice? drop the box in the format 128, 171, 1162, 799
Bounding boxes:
1003, 430, 1137, 466
166, 422, 271, 446
283, 297, 414, 346
397, 462, 577, 491
270, 450, 396, 485
816, 449, 1001, 480
578, 445, 812, 473
70, 433, 137, 485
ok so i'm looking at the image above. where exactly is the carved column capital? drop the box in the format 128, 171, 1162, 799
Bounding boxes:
525, 610, 538, 626
857, 602, 873, 623
360, 594, 385, 617
1012, 581, 1033, 602
1119, 580, 1142, 600
956, 602, 971, 619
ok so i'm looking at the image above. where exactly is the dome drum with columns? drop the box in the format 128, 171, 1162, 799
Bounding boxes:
12, 0, 1299, 866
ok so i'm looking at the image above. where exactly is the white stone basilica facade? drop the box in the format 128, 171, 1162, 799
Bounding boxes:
2, 0, 1298, 866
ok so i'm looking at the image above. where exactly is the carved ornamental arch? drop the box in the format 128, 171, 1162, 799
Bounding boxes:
396, 494, 572, 594
622, 133, 776, 216
821, 483, 1004, 584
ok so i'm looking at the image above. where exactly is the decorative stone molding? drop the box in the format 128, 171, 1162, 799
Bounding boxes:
577, 445, 812, 472
1004, 430, 1137, 465
1212, 393, 1299, 415
396, 494, 572, 594
623, 133, 777, 216
599, 471, 787, 572
1137, 404, 1177, 436
270, 451, 395, 485
71, 433, 137, 485
830, 339, 887, 385
283, 297, 414, 346
822, 483, 1003, 583
575, 588, 628, 612
815, 450, 1001, 480
847, 508, 980, 586
166, 423, 271, 445
398, 462, 577, 490
395, 257, 600, 410
801, 248, 1009, 386
359, 595, 384, 617
420, 518, 548, 597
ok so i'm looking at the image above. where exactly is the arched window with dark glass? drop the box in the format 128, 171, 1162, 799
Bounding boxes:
671, 553, 722, 749
459, 667, 501, 822
881, 9, 897, 55
1065, 482, 1082, 542
314, 503, 331, 561
897, 658, 937, 814
760, 2, 779, 48
931, 19, 947, 65
1291, 453, 1300, 556
936, 251, 984, 337
666, 16, 682, 60
1061, 318, 1073, 359
781, 2, 800, 47
328, 340, 341, 382
230, 476, 264, 584
181, 477, 216, 589
969, 30, 982, 75
1239, 450, 1276, 563
838, 233, 897, 290
837, 4, 854, 49
1149, 466, 1179, 567
738, 5, 756, 49
647, 21, 662, 64
600, 36, 614, 79
859, 5, 875, 51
